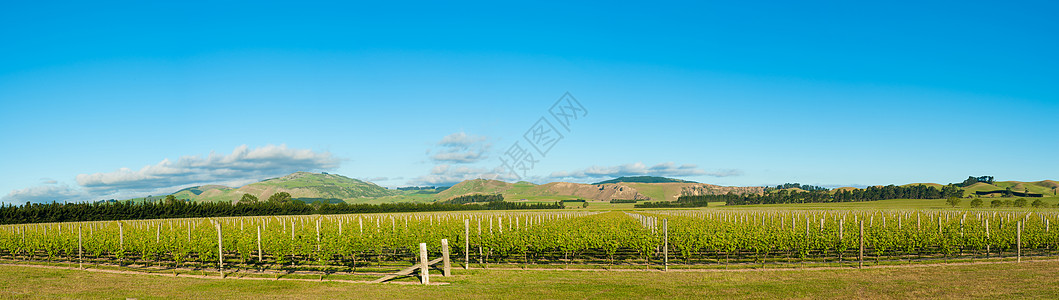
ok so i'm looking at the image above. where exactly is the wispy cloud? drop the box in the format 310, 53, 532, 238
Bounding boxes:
438, 132, 488, 148
360, 176, 402, 182
549, 162, 741, 182
70, 144, 340, 199
429, 132, 491, 164
408, 164, 518, 186
2, 181, 85, 204
410, 131, 508, 185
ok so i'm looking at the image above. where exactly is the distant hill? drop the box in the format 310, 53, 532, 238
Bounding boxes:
593, 176, 696, 185
436, 178, 761, 202
436, 179, 652, 201
137, 173, 1059, 205
435, 179, 515, 200
170, 172, 397, 203
960, 180, 1058, 197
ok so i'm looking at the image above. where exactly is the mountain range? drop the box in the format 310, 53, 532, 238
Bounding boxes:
127, 172, 1058, 204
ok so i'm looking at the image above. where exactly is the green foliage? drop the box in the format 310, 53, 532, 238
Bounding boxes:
0, 199, 563, 225
163, 195, 179, 205
238, 194, 258, 204
1032, 199, 1046, 208
946, 196, 961, 208
1014, 198, 1028, 207
609, 199, 638, 204
661, 185, 961, 207
268, 192, 292, 203
445, 193, 503, 204
970, 198, 983, 208
959, 176, 995, 187
764, 183, 829, 192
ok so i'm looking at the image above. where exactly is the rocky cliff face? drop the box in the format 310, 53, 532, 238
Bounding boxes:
679, 184, 765, 197
538, 182, 652, 201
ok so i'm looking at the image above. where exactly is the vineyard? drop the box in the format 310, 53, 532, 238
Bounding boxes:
0, 210, 1056, 280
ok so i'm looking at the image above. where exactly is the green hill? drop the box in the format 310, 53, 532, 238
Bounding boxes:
959, 180, 1058, 197
166, 172, 397, 203
171, 185, 236, 202
592, 176, 696, 185
435, 179, 515, 200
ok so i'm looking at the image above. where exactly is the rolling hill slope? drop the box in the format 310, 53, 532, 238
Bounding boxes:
592, 176, 697, 184
962, 180, 1059, 197
436, 177, 763, 202
170, 172, 397, 203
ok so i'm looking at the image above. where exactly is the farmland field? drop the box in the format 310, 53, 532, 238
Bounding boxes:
4, 202, 1059, 277
2, 198, 1059, 299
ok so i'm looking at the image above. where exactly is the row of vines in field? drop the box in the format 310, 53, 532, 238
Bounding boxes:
0, 210, 1055, 272
653, 210, 1059, 266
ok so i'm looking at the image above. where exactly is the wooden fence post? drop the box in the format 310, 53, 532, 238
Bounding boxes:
78, 224, 83, 270
419, 243, 429, 285
663, 218, 669, 271
478, 218, 483, 265
859, 220, 864, 269
1017, 221, 1022, 263
217, 222, 224, 278
464, 219, 470, 269
442, 239, 451, 276
257, 225, 263, 261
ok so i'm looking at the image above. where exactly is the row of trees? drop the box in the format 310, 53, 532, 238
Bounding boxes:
958, 175, 995, 187
951, 197, 1048, 208
831, 184, 962, 202
0, 193, 562, 225
444, 193, 504, 204
635, 184, 962, 208
763, 183, 829, 192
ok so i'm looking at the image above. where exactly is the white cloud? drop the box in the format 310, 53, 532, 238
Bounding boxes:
429, 131, 492, 164
438, 132, 487, 148
361, 176, 401, 182
430, 150, 487, 164
2, 183, 85, 204
408, 164, 516, 186
549, 162, 742, 182
412, 132, 506, 185
74, 144, 340, 197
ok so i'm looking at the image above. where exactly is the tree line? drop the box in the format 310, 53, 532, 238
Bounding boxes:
0, 193, 563, 225
635, 184, 963, 208
959, 175, 995, 187
763, 183, 829, 192
444, 193, 504, 204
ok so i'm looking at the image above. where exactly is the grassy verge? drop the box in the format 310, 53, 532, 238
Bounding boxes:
2, 260, 1059, 299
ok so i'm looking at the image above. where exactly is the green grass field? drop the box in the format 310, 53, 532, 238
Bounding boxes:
3, 261, 1058, 299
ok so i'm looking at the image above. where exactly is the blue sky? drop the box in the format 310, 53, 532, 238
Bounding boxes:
1, 1, 1056, 203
